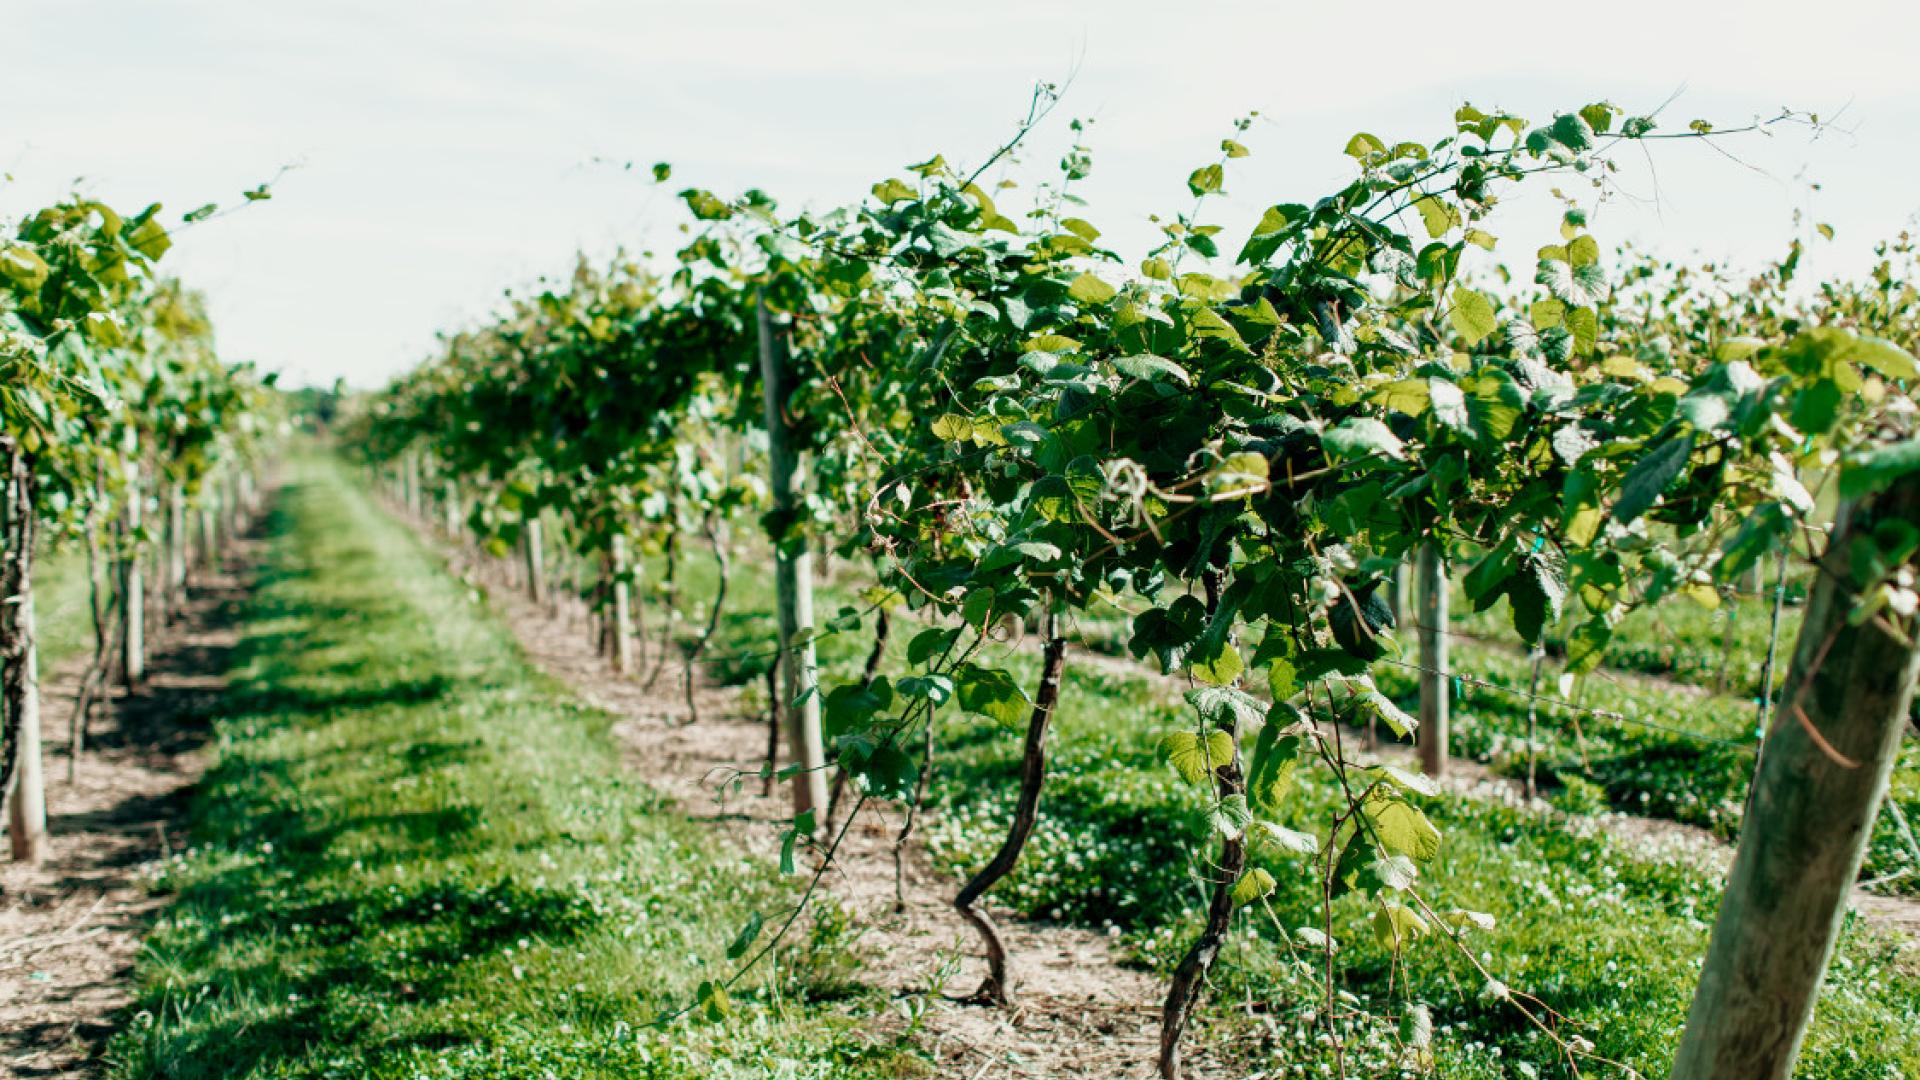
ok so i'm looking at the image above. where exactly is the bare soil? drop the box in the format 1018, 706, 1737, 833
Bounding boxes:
0, 526, 260, 1079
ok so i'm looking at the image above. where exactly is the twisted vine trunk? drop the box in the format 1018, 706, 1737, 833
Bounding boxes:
827, 609, 891, 832
1, 444, 47, 863
1672, 470, 1920, 1079
953, 622, 1066, 1005
893, 712, 937, 914
1160, 571, 1244, 1080
762, 657, 782, 797
69, 507, 110, 780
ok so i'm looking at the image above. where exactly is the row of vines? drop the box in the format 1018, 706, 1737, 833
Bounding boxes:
354, 94, 1920, 1078
2, 195, 278, 863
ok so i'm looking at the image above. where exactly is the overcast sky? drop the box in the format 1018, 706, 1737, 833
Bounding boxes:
5, 0, 1919, 388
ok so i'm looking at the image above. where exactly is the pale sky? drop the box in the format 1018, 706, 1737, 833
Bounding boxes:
5, 0, 1919, 388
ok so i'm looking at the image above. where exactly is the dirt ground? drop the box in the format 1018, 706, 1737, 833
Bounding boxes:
0, 524, 260, 1079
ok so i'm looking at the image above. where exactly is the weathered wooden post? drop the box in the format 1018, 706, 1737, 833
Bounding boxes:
121, 461, 145, 686
610, 532, 635, 674
1672, 471, 1920, 1079
757, 296, 829, 826
1416, 541, 1449, 778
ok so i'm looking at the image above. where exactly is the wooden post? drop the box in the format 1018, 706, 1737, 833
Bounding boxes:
757, 297, 829, 825
1524, 646, 1544, 800
121, 469, 145, 687
524, 515, 546, 605
167, 482, 188, 609
199, 483, 220, 574
610, 533, 634, 674
442, 480, 460, 538
1672, 471, 1920, 1079
224, 467, 242, 540
1416, 541, 1449, 778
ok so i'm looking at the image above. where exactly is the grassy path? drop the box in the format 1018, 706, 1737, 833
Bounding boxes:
93, 454, 1920, 1078
109, 458, 902, 1079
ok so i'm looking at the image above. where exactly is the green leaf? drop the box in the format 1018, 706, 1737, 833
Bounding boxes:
778, 809, 815, 874
955, 664, 1030, 725
0, 246, 48, 291
1613, 434, 1694, 523
930, 414, 973, 442
1372, 379, 1430, 417
1188, 307, 1249, 351
1549, 113, 1596, 151
726, 912, 764, 960
1230, 867, 1276, 907
1507, 550, 1566, 645
1185, 686, 1266, 730
1220, 138, 1250, 159
695, 979, 732, 1022
1067, 272, 1118, 305
1371, 763, 1439, 797
1373, 902, 1430, 948
1449, 288, 1498, 346
1791, 379, 1841, 435
1189, 641, 1243, 687
127, 217, 172, 261
1112, 353, 1191, 386
1251, 820, 1320, 857
1846, 336, 1919, 381
1323, 418, 1405, 461
1428, 378, 1471, 434
1566, 616, 1613, 674
1565, 305, 1598, 355
871, 178, 917, 205
1344, 133, 1387, 160
1400, 1004, 1434, 1051
1207, 451, 1270, 495
1463, 372, 1523, 445
1209, 793, 1253, 839
1365, 795, 1442, 862
907, 627, 961, 665
1413, 195, 1458, 239
1247, 716, 1303, 812
1158, 730, 1235, 784
1187, 163, 1224, 196
680, 188, 733, 220
1840, 438, 1920, 500
1365, 692, 1418, 738
855, 744, 920, 800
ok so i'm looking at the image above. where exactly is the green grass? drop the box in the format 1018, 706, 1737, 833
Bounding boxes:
662, 540, 1920, 1078
911, 653, 1920, 1078
35, 541, 95, 673
108, 457, 917, 1079
1055, 574, 1920, 893
1451, 580, 1808, 702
